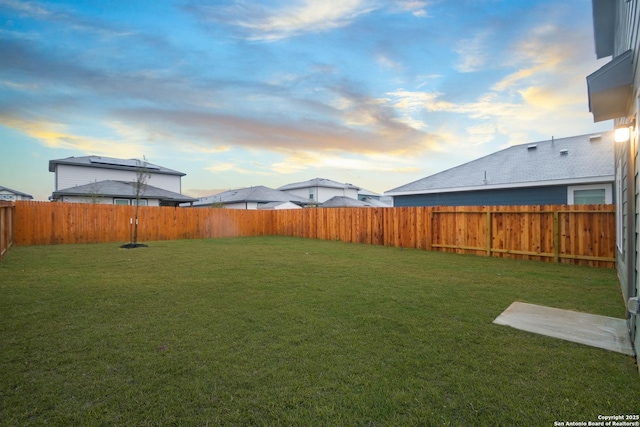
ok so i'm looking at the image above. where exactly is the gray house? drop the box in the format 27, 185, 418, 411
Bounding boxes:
385, 132, 614, 207
278, 178, 360, 203
587, 0, 640, 360
191, 186, 312, 210
49, 156, 195, 207
0, 186, 34, 201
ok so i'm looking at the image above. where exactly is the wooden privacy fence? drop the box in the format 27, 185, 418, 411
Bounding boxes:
0, 201, 15, 262
13, 201, 616, 267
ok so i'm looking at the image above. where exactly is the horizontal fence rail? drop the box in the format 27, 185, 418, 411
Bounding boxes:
0, 201, 15, 262
13, 201, 616, 267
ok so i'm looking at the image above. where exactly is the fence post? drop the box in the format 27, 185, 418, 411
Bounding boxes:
0, 205, 4, 261
553, 211, 560, 263
485, 211, 490, 256
0, 202, 14, 262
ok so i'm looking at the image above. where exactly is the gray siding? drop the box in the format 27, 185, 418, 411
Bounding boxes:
617, 139, 631, 303
609, 0, 640, 355
56, 164, 182, 193
393, 186, 568, 207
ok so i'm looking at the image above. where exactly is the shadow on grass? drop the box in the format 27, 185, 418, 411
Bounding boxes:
119, 243, 148, 249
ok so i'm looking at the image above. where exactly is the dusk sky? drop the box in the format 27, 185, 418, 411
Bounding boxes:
0, 0, 612, 201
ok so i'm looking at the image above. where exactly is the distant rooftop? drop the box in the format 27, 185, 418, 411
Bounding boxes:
0, 186, 33, 199
48, 156, 186, 176
321, 196, 374, 208
192, 186, 311, 206
278, 178, 360, 191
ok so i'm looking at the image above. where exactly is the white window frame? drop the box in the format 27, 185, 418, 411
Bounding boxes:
114, 199, 130, 205
567, 183, 612, 205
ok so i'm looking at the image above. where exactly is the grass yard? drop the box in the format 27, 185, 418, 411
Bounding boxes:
1, 236, 639, 426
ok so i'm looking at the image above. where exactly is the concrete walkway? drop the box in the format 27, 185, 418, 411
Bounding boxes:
493, 302, 634, 356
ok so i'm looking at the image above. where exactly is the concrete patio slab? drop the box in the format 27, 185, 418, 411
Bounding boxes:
493, 302, 634, 356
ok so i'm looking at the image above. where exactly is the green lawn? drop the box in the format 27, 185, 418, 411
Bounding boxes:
1, 237, 638, 426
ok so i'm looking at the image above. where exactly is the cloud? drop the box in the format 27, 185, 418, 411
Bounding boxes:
387, 89, 440, 113
455, 31, 491, 73
0, 0, 136, 39
0, 33, 441, 161
492, 22, 592, 93
0, 115, 151, 158
270, 151, 420, 175
205, 162, 271, 175
389, 0, 429, 16
188, 0, 380, 42
113, 104, 437, 159
0, 0, 57, 19
380, 15, 602, 147
376, 53, 404, 71
465, 122, 496, 145
0, 38, 193, 104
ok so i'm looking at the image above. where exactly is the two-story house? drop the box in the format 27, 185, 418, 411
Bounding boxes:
49, 156, 196, 206
277, 178, 360, 203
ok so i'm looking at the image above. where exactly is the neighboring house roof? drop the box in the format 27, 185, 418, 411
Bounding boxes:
192, 186, 311, 207
48, 155, 186, 176
278, 178, 360, 191
321, 196, 378, 208
52, 180, 197, 204
257, 201, 301, 210
361, 196, 391, 207
0, 186, 33, 199
358, 188, 381, 197
386, 132, 614, 196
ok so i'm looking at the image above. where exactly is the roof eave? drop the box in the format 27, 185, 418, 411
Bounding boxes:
385, 176, 615, 197
587, 50, 634, 122
48, 158, 186, 176
592, 0, 616, 59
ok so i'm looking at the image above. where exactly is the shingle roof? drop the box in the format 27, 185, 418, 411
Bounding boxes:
48, 156, 185, 176
192, 186, 311, 206
361, 196, 391, 207
0, 186, 33, 198
321, 196, 376, 207
257, 201, 300, 210
278, 178, 360, 191
358, 188, 381, 197
386, 132, 614, 195
52, 180, 197, 203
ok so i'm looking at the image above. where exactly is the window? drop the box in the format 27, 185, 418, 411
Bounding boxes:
309, 190, 314, 200
132, 199, 148, 206
567, 184, 612, 205
114, 199, 129, 205
573, 189, 606, 204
